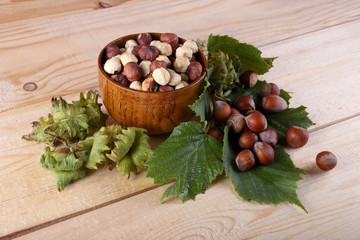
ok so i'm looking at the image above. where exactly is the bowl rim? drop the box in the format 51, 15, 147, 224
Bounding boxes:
98, 32, 208, 95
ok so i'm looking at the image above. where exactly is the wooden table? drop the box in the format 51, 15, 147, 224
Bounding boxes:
1, 0, 360, 239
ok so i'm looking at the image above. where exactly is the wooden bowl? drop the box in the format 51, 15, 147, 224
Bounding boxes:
98, 33, 207, 135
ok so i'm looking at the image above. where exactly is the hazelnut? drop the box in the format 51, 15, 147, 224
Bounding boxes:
153, 67, 170, 86
159, 85, 174, 92
139, 60, 151, 77
123, 62, 141, 82
129, 81, 142, 90
160, 33, 179, 45
214, 100, 231, 122
138, 46, 159, 61
180, 73, 189, 82
114, 74, 130, 87
260, 83, 280, 96
119, 48, 126, 53
240, 70, 258, 89
239, 131, 258, 149
167, 69, 182, 86
104, 57, 122, 74
168, 56, 176, 65
173, 56, 190, 73
316, 151, 337, 171
236, 149, 255, 171
258, 128, 278, 147
125, 39, 138, 49
106, 44, 120, 59
150, 60, 168, 72
226, 113, 245, 134
231, 108, 241, 115
286, 126, 309, 148
190, 55, 197, 62
234, 95, 256, 113
208, 129, 223, 142
137, 33, 152, 45
131, 45, 143, 58
126, 47, 134, 53
142, 76, 158, 92
186, 61, 203, 81
253, 142, 274, 165
156, 55, 171, 67
183, 40, 198, 54
110, 74, 118, 80
150, 41, 172, 56
119, 52, 138, 66
175, 81, 189, 89
176, 46, 193, 59
245, 111, 267, 133
170, 43, 180, 53
262, 94, 288, 113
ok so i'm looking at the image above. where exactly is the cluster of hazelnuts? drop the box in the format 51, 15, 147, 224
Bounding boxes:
103, 33, 203, 92
209, 71, 337, 172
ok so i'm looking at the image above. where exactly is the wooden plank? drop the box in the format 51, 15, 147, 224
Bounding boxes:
0, 0, 132, 25
1, 18, 360, 238
17, 116, 360, 240
1, 0, 360, 112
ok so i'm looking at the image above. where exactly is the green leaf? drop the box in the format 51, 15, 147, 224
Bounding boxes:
222, 127, 306, 212
146, 121, 223, 202
207, 34, 276, 75
189, 68, 213, 123
266, 106, 314, 139
53, 168, 86, 191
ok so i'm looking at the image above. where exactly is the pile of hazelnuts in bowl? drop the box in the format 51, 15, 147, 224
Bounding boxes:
102, 32, 203, 92
210, 71, 337, 172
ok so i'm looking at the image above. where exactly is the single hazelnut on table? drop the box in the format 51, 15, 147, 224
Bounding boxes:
138, 45, 159, 61
254, 142, 274, 165
175, 81, 189, 89
240, 70, 258, 89
260, 83, 280, 97
150, 60, 168, 72
183, 40, 198, 54
214, 100, 231, 122
234, 95, 256, 113
258, 128, 278, 147
208, 129, 223, 143
131, 45, 143, 58
245, 111, 267, 133
129, 81, 142, 90
106, 44, 120, 59
173, 56, 190, 73
286, 126, 309, 148
150, 41, 172, 56
167, 69, 182, 86
262, 94, 288, 113
113, 74, 130, 87
186, 61, 203, 81
125, 39, 138, 49
142, 76, 158, 92
160, 33, 179, 45
159, 85, 174, 92
180, 73, 189, 82
236, 149, 255, 171
226, 113, 245, 134
139, 60, 151, 77
239, 131, 258, 149
156, 55, 171, 67
119, 52, 138, 66
123, 62, 141, 82
104, 57, 122, 74
316, 151, 337, 171
137, 33, 152, 45
176, 46, 193, 59
153, 67, 170, 86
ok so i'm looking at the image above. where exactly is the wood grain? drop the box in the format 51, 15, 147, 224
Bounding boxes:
18, 116, 360, 240
1, 0, 360, 112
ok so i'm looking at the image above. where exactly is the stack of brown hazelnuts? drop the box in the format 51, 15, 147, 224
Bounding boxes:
103, 33, 203, 92
209, 71, 310, 172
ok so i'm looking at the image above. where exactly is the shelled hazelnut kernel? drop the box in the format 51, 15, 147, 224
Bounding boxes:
137, 46, 159, 61
180, 73, 189, 82
106, 44, 121, 59
186, 61, 203, 81
176, 46, 193, 59
139, 60, 151, 77
125, 39, 138, 49
123, 62, 141, 82
153, 67, 170, 86
159, 85, 174, 92
173, 56, 190, 73
156, 55, 171, 67
114, 74, 130, 87
137, 33, 152, 45
150, 60, 168, 72
160, 33, 179, 45
175, 81, 189, 89
150, 41, 172, 56
131, 45, 142, 58
183, 40, 198, 54
167, 69, 182, 86
119, 52, 138, 66
104, 57, 122, 74
142, 76, 158, 92
129, 81, 142, 90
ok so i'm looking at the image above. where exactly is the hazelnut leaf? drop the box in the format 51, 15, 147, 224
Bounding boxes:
222, 126, 307, 212
145, 121, 223, 202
